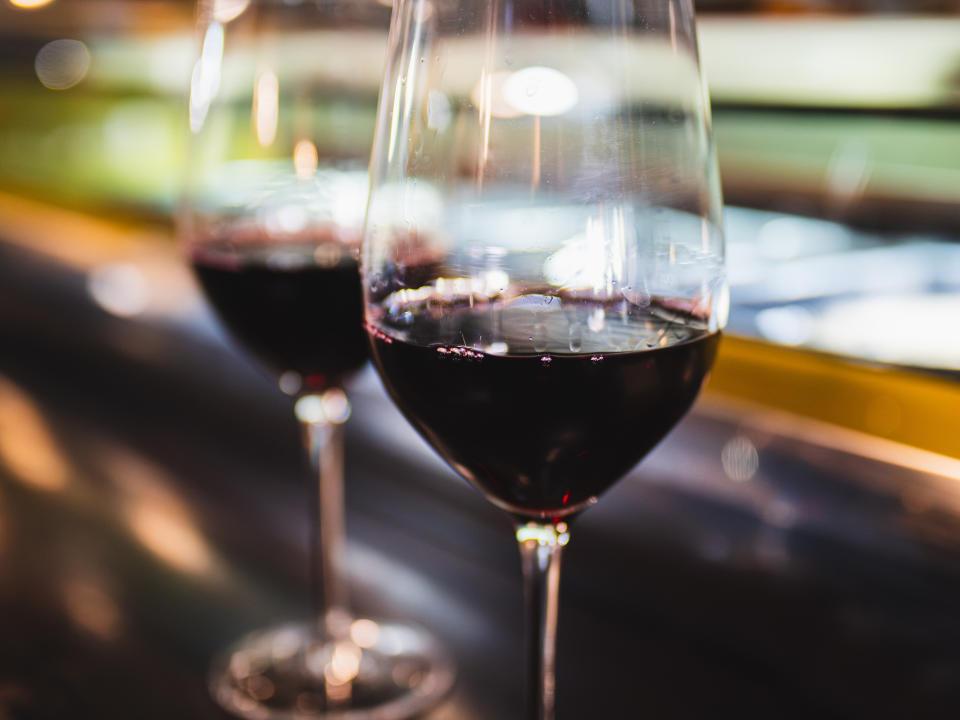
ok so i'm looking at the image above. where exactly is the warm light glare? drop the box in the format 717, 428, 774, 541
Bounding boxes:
403, 270, 507, 307
293, 139, 319, 179
295, 396, 325, 424
35, 38, 90, 90
321, 388, 351, 424
295, 389, 352, 425
212, 0, 250, 23
516, 523, 569, 546
327, 642, 362, 684
109, 450, 214, 575
10, 0, 55, 9
128, 502, 213, 574
254, 70, 280, 147
349, 619, 381, 649
0, 376, 69, 492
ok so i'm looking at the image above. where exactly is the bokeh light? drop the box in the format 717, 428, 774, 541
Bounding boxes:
106, 449, 215, 575
87, 262, 150, 318
502, 66, 579, 117
254, 70, 279, 147
721, 435, 759, 483
9, 0, 56, 8
0, 375, 69, 492
293, 139, 318, 179
35, 39, 90, 90
212, 0, 250, 23
63, 578, 122, 641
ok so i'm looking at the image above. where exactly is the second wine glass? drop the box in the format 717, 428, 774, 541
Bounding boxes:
182, 1, 454, 717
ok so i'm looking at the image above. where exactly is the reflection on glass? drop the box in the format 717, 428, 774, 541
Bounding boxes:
720, 435, 759, 483
189, 20, 225, 133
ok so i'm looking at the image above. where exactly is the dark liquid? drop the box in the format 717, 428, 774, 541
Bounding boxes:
368, 308, 719, 519
192, 241, 367, 391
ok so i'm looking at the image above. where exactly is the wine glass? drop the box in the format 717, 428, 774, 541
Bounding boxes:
362, 0, 725, 717
180, 1, 454, 717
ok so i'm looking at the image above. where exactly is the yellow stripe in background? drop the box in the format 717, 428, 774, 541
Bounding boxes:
0, 191, 170, 268
706, 335, 960, 460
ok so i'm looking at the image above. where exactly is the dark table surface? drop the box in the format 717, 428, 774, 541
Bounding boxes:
1, 237, 960, 719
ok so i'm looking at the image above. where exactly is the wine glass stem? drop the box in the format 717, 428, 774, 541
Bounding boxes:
300, 409, 350, 636
516, 522, 568, 720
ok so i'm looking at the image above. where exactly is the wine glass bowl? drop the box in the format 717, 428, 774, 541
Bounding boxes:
184, 0, 383, 397
364, 0, 724, 715
181, 1, 454, 717
368, 303, 720, 518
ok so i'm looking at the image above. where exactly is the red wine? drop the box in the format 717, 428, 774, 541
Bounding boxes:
192, 239, 367, 392
367, 300, 719, 519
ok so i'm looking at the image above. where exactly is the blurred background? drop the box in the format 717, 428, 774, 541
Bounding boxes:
1, 1, 959, 718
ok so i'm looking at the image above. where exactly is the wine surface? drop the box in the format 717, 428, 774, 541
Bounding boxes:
368, 298, 719, 518
193, 240, 367, 392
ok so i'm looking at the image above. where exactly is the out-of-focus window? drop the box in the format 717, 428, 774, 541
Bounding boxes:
0, 0, 195, 213
0, 0, 957, 379
692, 3, 960, 378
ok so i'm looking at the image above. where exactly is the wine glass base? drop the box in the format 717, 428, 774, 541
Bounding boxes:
209, 619, 455, 720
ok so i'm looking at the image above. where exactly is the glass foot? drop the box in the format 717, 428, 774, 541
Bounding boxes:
209, 618, 455, 719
